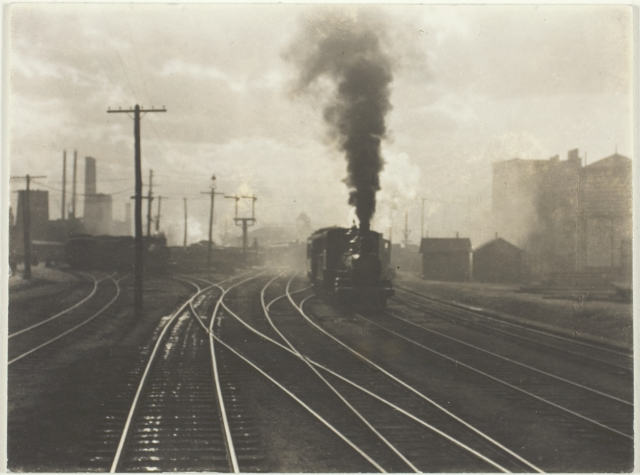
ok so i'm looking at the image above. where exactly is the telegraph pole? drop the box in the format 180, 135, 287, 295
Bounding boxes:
71, 150, 77, 220
183, 198, 188, 249
61, 150, 67, 220
108, 104, 166, 317
146, 169, 154, 237
201, 176, 224, 275
11, 174, 46, 279
155, 196, 165, 233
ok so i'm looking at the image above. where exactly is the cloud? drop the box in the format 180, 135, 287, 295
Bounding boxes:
7, 4, 632, 245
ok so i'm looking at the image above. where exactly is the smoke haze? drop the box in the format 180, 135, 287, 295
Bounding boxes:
285, 10, 394, 229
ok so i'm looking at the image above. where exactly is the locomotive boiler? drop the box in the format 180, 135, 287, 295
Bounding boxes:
307, 224, 394, 307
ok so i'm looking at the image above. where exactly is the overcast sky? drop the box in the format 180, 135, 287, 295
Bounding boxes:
7, 4, 633, 246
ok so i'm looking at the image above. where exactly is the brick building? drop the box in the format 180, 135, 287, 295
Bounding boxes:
492, 149, 631, 281
577, 153, 632, 274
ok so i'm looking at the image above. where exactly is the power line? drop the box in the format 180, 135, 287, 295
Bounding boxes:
104, 18, 138, 99
29, 180, 134, 197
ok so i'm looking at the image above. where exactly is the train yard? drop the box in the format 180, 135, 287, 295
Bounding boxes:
6, 265, 633, 473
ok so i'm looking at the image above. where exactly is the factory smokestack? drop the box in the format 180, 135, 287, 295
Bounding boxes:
286, 11, 393, 230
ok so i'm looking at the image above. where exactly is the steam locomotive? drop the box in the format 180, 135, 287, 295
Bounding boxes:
307, 225, 394, 307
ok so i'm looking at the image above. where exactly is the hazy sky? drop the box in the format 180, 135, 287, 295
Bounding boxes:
7, 4, 633, 245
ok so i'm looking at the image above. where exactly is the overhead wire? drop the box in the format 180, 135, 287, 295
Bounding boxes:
104, 16, 138, 99
120, 7, 172, 164
30, 180, 134, 197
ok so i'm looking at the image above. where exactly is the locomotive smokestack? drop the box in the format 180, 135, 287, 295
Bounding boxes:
286, 11, 393, 230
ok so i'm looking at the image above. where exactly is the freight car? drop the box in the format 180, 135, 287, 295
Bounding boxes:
307, 225, 394, 307
65, 234, 170, 273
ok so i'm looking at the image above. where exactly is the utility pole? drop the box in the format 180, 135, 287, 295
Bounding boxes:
61, 150, 67, 220
11, 174, 46, 279
108, 104, 166, 318
155, 196, 165, 233
146, 169, 154, 237
201, 175, 224, 275
71, 150, 77, 220
183, 198, 188, 249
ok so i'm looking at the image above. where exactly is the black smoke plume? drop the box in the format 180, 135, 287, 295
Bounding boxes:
286, 11, 393, 230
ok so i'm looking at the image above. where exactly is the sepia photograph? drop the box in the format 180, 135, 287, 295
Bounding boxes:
3, 3, 634, 472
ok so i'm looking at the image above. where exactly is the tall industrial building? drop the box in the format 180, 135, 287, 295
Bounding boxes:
577, 153, 632, 275
83, 156, 113, 235
492, 149, 631, 280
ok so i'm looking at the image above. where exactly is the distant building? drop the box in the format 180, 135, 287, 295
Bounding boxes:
83, 156, 113, 235
473, 237, 526, 283
419, 237, 472, 282
84, 194, 112, 235
493, 149, 581, 275
577, 153, 632, 272
492, 149, 631, 281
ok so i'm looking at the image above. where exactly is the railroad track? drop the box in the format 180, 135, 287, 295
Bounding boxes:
353, 309, 632, 440
89, 273, 262, 473
387, 288, 633, 436
8, 272, 125, 366
8, 270, 99, 333
299, 286, 632, 471
393, 285, 632, 373
209, 272, 542, 473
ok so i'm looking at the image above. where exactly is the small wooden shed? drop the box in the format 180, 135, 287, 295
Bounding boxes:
420, 237, 472, 282
473, 237, 525, 283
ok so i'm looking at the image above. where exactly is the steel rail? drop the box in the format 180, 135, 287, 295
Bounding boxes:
383, 310, 632, 406
109, 272, 255, 473
173, 275, 203, 293
188, 275, 259, 475
9, 271, 104, 338
293, 293, 545, 473
353, 311, 632, 441
108, 279, 219, 473
8, 274, 125, 366
395, 292, 631, 373
263, 275, 421, 473
189, 273, 387, 473
261, 290, 515, 473
206, 276, 518, 473
395, 286, 632, 359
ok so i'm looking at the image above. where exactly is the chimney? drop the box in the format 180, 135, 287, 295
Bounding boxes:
85, 156, 97, 196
